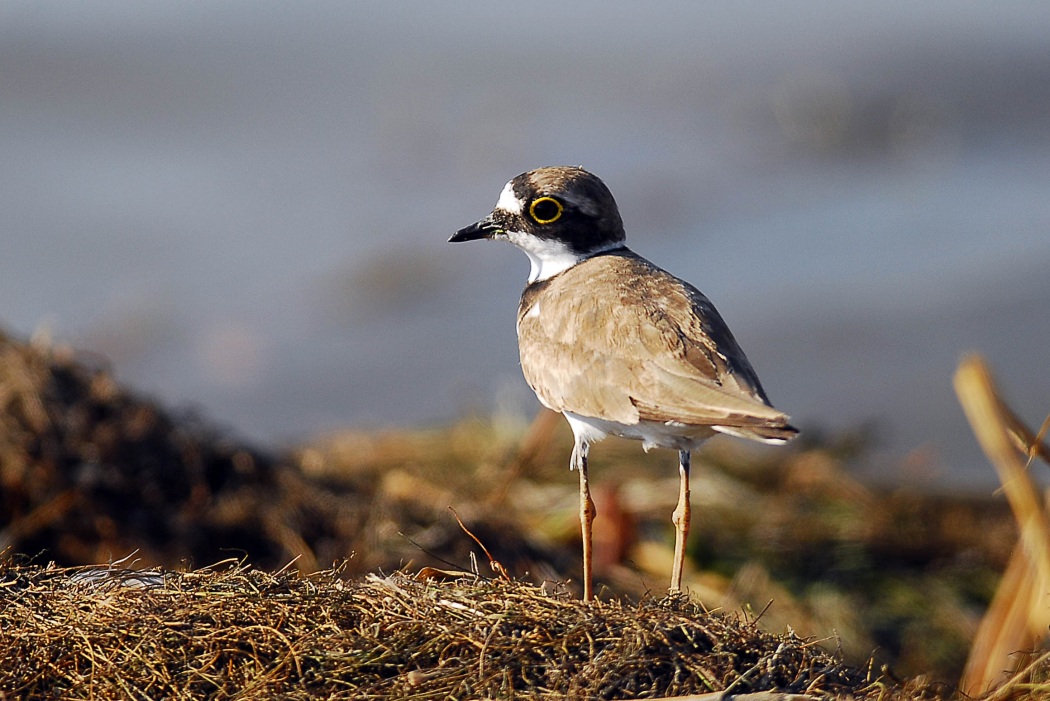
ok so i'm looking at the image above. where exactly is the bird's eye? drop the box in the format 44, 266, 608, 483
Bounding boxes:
529, 196, 564, 225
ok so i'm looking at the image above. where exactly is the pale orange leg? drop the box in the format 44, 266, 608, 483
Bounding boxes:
670, 449, 691, 592
572, 440, 596, 602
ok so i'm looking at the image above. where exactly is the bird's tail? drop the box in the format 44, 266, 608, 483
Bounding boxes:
712, 422, 799, 445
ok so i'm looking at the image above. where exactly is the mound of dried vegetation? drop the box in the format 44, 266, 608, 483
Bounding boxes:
0, 561, 911, 700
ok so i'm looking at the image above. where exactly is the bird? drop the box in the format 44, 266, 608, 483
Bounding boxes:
449, 166, 797, 601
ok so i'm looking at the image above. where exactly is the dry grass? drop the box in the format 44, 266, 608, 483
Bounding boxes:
0, 561, 906, 700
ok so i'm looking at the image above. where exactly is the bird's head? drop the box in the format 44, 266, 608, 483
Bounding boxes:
450, 166, 626, 282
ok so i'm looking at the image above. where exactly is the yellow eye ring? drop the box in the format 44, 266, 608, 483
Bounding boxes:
529, 196, 564, 225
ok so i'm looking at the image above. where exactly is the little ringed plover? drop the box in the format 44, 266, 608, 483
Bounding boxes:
450, 165, 797, 601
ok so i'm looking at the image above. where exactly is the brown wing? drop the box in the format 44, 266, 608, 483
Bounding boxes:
516, 250, 794, 436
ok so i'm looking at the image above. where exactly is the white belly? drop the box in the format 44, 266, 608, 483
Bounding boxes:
564, 411, 716, 452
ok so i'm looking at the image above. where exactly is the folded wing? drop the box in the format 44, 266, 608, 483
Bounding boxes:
516, 251, 797, 443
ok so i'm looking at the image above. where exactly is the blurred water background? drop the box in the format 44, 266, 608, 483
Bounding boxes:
2, 2, 1048, 489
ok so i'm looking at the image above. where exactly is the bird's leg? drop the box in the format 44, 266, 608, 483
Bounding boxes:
572, 439, 596, 602
670, 449, 691, 592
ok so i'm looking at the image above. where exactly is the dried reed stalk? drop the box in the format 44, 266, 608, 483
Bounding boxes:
954, 354, 1050, 697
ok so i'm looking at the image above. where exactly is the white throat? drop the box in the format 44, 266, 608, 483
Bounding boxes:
516, 234, 583, 283
505, 232, 622, 283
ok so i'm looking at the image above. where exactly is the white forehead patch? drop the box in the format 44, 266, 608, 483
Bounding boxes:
494, 181, 523, 214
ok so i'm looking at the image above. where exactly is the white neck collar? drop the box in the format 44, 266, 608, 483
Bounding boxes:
507, 233, 624, 283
